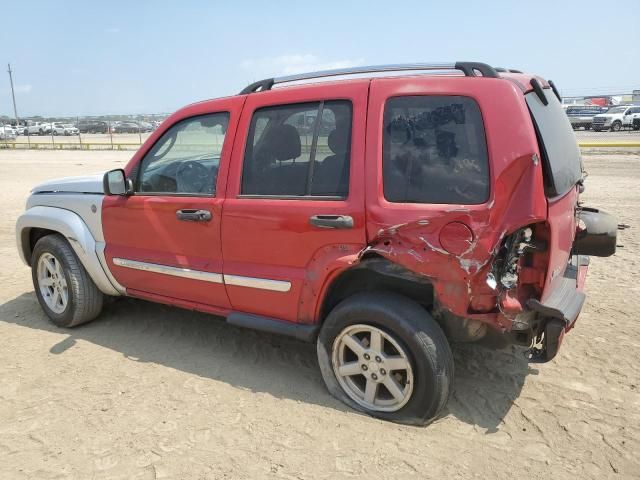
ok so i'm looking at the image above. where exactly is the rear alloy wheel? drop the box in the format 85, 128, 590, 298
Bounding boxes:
611, 121, 622, 132
332, 324, 414, 412
317, 292, 453, 425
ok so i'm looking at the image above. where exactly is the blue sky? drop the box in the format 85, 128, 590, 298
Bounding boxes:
1, 0, 639, 116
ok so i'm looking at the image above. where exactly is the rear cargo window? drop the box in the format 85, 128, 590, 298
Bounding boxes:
526, 89, 583, 197
383, 96, 489, 205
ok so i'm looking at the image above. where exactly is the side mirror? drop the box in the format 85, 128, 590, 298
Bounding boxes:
103, 169, 130, 196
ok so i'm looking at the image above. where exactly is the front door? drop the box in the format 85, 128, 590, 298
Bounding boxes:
221, 81, 368, 323
102, 98, 243, 310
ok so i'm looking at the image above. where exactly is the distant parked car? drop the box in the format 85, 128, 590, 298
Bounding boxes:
592, 105, 640, 131
51, 123, 79, 135
112, 122, 141, 134
2, 124, 18, 137
565, 105, 606, 130
137, 121, 153, 132
78, 120, 109, 134
0, 125, 17, 140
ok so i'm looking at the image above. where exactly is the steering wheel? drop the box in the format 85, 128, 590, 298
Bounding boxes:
176, 161, 214, 194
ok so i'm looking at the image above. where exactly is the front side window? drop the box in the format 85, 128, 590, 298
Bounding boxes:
383, 95, 490, 204
137, 113, 229, 195
241, 100, 352, 198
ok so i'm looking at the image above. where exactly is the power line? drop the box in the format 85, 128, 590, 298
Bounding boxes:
7, 63, 20, 126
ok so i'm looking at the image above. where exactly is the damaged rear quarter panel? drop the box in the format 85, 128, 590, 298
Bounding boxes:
364, 77, 547, 330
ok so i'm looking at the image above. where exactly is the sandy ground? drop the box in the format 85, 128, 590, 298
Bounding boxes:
0, 149, 638, 479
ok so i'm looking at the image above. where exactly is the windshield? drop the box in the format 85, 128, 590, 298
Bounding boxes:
526, 88, 582, 197
606, 107, 627, 114
567, 106, 600, 115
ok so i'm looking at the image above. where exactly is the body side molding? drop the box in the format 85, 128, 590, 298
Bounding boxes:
112, 258, 292, 292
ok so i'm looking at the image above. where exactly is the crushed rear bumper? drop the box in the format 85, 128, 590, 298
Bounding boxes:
526, 255, 589, 362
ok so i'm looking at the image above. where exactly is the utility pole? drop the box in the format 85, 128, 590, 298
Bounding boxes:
7, 63, 20, 127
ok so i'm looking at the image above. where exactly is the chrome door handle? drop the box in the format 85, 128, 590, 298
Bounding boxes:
176, 209, 212, 222
309, 214, 354, 229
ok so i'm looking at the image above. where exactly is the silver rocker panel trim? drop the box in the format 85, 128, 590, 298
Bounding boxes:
112, 258, 291, 292
224, 274, 291, 292
113, 258, 223, 284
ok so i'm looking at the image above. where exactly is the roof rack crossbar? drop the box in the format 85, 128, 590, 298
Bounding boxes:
239, 61, 500, 94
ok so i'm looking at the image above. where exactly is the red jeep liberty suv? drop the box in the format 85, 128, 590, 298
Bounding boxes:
17, 62, 618, 425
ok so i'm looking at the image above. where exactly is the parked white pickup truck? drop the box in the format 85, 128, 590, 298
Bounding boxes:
592, 105, 640, 131
23, 122, 52, 136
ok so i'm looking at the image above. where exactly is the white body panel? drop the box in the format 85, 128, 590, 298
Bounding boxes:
16, 172, 124, 296
32, 174, 104, 194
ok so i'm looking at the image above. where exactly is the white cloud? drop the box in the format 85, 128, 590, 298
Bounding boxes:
14, 84, 32, 94
240, 54, 364, 76
105, 27, 120, 33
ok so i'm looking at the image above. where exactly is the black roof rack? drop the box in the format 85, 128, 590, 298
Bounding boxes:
240, 61, 500, 95
495, 67, 523, 73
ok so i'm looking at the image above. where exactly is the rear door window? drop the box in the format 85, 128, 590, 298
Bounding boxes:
383, 95, 489, 204
241, 100, 352, 198
526, 88, 583, 197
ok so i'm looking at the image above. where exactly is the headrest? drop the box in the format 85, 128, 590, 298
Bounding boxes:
328, 127, 349, 155
268, 124, 301, 161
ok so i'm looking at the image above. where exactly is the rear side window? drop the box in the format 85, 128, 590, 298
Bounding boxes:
242, 100, 352, 198
526, 89, 582, 197
383, 96, 490, 204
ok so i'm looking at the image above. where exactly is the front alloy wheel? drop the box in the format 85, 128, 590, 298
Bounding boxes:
36, 252, 68, 314
32, 234, 104, 327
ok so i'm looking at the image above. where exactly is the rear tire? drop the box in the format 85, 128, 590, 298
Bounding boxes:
31, 234, 104, 328
317, 292, 453, 425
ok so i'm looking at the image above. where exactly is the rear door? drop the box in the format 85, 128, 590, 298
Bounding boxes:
221, 82, 368, 322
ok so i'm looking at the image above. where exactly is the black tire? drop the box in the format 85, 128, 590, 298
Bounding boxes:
31, 234, 104, 328
611, 121, 622, 132
593, 128, 602, 132
317, 292, 453, 425
585, 125, 591, 130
